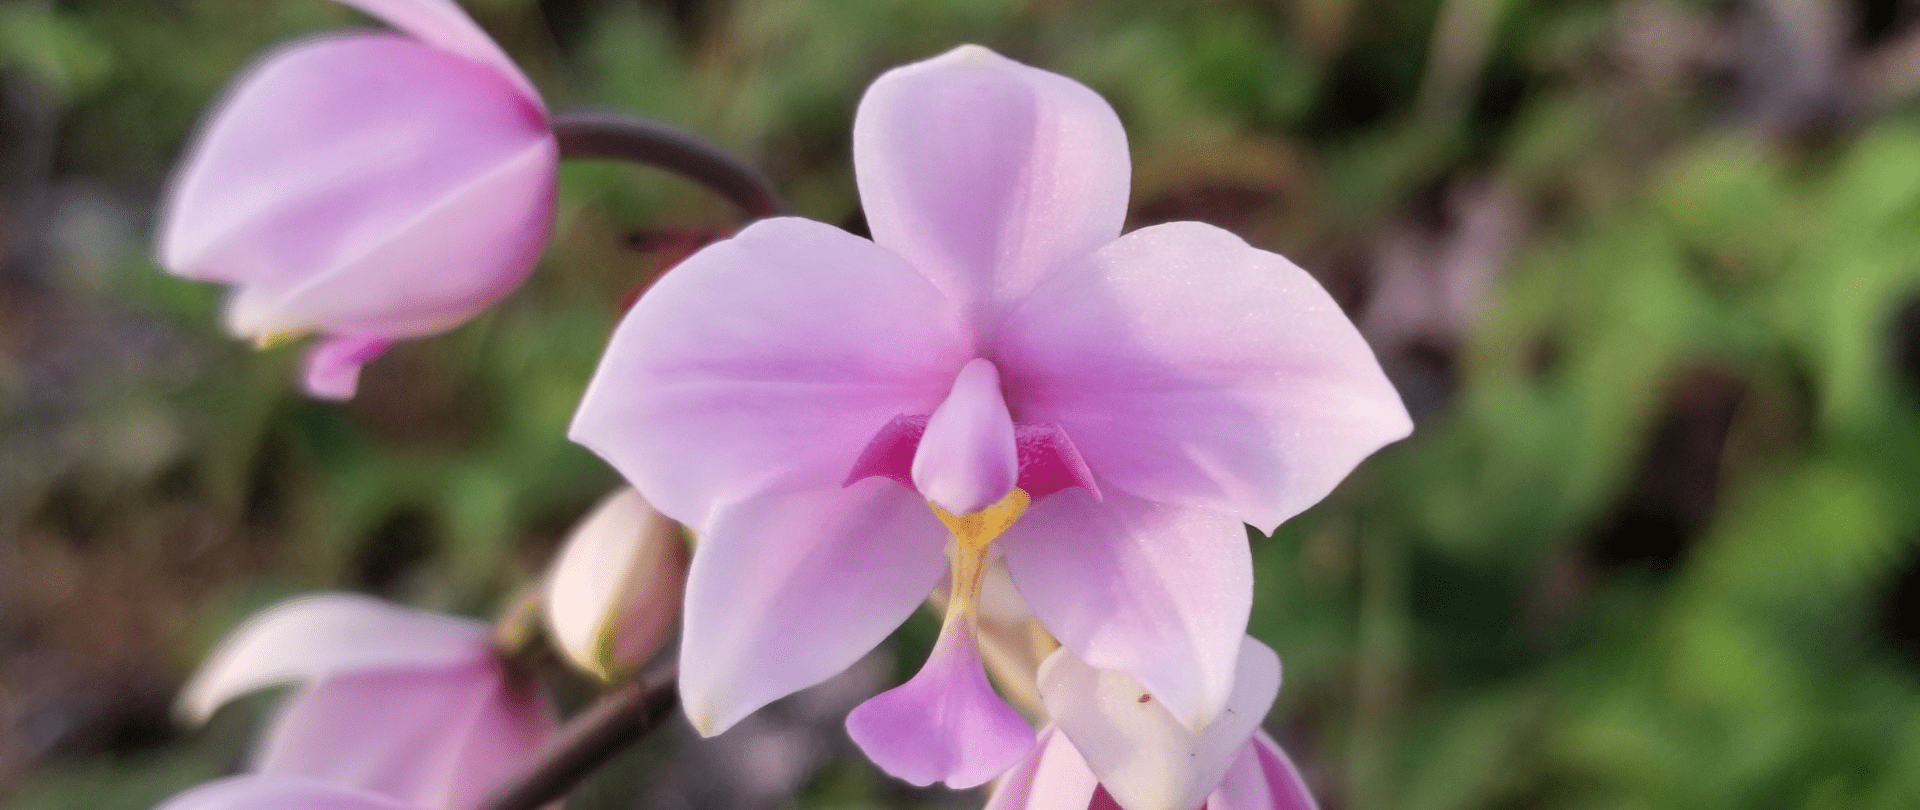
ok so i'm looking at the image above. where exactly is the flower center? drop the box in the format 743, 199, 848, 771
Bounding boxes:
930, 487, 1030, 619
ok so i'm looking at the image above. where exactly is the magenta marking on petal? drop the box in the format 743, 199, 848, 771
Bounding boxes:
1014, 423, 1101, 502
848, 417, 1100, 505
1089, 787, 1128, 810
844, 414, 929, 488
845, 618, 1036, 788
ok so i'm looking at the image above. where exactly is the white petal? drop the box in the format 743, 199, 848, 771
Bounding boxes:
1039, 637, 1281, 810
177, 593, 490, 723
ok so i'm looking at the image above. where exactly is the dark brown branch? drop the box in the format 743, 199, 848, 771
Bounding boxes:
481, 664, 680, 810
554, 110, 788, 219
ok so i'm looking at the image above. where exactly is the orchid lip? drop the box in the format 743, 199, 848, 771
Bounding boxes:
844, 485, 1040, 786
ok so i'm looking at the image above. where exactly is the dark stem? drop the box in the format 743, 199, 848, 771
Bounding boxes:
481, 664, 680, 810
554, 109, 788, 219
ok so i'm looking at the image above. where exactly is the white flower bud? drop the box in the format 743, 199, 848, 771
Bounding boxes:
543, 488, 688, 680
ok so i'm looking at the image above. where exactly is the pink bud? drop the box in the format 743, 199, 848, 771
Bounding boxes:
158, 0, 556, 400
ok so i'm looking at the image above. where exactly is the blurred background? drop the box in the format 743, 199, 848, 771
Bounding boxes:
5, 0, 1920, 808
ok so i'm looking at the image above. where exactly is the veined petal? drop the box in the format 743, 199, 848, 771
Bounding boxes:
303, 335, 392, 400
255, 661, 553, 810
176, 593, 491, 724
998, 222, 1412, 534
332, 0, 538, 100
912, 358, 1019, 515
678, 480, 950, 735
1209, 732, 1319, 810
543, 489, 687, 679
854, 45, 1129, 318
155, 775, 418, 810
221, 134, 554, 339
845, 617, 1035, 787
160, 35, 554, 339
570, 218, 971, 530
999, 489, 1250, 731
983, 727, 1101, 810
1039, 638, 1280, 810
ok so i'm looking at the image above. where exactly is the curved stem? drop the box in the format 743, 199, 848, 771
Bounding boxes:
481, 664, 680, 810
554, 109, 788, 219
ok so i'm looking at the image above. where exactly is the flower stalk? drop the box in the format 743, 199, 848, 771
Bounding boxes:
479, 663, 680, 810
553, 109, 788, 219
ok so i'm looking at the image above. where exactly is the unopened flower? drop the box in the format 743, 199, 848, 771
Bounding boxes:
570, 44, 1409, 786
543, 488, 689, 680
179, 594, 555, 810
158, 0, 555, 399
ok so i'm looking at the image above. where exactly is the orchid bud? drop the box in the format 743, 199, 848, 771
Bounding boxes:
158, 0, 556, 400
543, 488, 689, 680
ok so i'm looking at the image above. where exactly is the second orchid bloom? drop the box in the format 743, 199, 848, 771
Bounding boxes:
570, 44, 1410, 794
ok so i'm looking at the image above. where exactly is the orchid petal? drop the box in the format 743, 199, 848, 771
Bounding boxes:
983, 728, 1101, 810
1209, 732, 1319, 810
570, 217, 971, 530
255, 662, 552, 810
331, 0, 537, 99
854, 45, 1130, 317
998, 222, 1411, 533
912, 358, 1019, 515
155, 775, 417, 810
678, 479, 950, 736
1039, 638, 1280, 810
177, 593, 491, 724
303, 335, 393, 400
544, 489, 687, 679
846, 617, 1035, 787
999, 489, 1250, 731
160, 35, 554, 340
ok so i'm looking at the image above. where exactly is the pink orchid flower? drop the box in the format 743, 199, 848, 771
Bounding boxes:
569, 44, 1409, 787
1036, 638, 1282, 810
985, 729, 1317, 810
989, 636, 1309, 810
178, 594, 555, 810
158, 0, 556, 400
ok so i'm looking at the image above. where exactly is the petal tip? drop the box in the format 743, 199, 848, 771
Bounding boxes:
846, 620, 1036, 788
